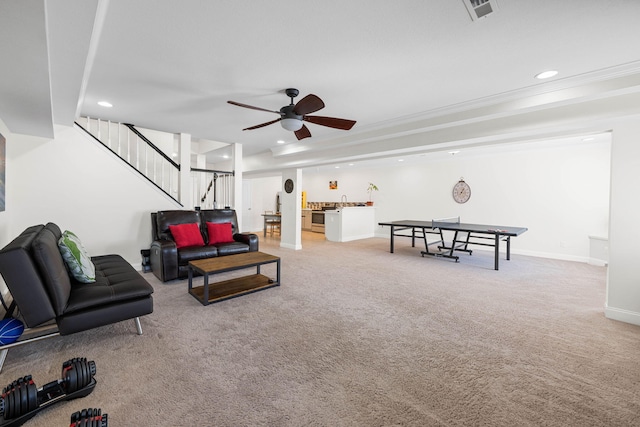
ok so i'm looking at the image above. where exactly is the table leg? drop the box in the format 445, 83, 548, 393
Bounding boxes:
276, 259, 281, 285
411, 227, 416, 248
188, 267, 193, 292
449, 231, 459, 261
506, 236, 511, 260
264, 217, 267, 238
203, 272, 210, 305
390, 225, 395, 253
494, 235, 500, 270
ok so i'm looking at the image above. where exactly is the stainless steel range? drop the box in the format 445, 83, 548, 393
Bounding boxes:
311, 210, 325, 233
311, 206, 335, 233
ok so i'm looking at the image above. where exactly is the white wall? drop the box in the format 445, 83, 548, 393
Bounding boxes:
1, 124, 179, 268
136, 126, 176, 158
251, 137, 611, 262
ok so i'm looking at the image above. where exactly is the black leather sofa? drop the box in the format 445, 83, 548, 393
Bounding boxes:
0, 222, 154, 371
150, 209, 259, 282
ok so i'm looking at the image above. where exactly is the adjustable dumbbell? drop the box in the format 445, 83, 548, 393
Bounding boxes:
0, 376, 37, 421
0, 357, 97, 426
70, 408, 108, 427
60, 358, 96, 395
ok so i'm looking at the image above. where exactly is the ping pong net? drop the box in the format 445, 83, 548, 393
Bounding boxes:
432, 216, 460, 229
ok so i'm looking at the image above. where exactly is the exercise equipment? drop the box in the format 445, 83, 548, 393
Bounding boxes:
0, 318, 24, 345
70, 408, 108, 427
0, 357, 97, 427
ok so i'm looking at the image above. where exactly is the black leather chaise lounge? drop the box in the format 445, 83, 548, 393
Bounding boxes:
0, 223, 154, 372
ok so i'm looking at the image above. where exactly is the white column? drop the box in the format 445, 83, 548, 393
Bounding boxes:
178, 133, 192, 208
232, 143, 243, 230
195, 153, 206, 209
605, 115, 640, 325
280, 168, 302, 250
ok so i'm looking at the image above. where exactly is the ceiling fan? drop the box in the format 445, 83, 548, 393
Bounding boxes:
227, 88, 356, 140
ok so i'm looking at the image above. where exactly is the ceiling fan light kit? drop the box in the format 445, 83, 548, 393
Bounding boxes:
281, 118, 303, 131
228, 88, 356, 140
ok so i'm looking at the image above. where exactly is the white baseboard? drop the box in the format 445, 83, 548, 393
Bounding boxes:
280, 242, 302, 250
336, 233, 375, 242
371, 232, 593, 264
604, 306, 640, 326
512, 249, 589, 263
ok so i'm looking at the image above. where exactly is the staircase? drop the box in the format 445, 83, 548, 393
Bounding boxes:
75, 117, 234, 209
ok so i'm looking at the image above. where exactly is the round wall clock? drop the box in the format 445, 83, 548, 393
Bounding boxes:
284, 179, 294, 194
452, 178, 471, 204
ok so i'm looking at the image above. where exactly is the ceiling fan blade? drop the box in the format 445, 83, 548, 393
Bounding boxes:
294, 124, 312, 140
243, 118, 281, 130
227, 100, 280, 115
293, 94, 325, 116
303, 115, 356, 130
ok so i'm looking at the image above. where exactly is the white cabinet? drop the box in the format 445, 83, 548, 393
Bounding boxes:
325, 207, 375, 242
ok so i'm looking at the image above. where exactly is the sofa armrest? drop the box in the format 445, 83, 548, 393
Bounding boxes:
150, 239, 179, 282
234, 233, 259, 252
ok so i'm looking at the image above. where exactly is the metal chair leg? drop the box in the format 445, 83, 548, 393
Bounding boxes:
134, 317, 143, 335
0, 349, 7, 373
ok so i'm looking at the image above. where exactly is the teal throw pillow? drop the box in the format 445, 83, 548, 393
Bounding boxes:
58, 230, 96, 283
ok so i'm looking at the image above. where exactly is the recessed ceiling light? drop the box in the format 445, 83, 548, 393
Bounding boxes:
348, 163, 354, 166
398, 159, 404, 162
535, 70, 558, 80
448, 150, 460, 155
277, 140, 285, 144
335, 166, 340, 169
97, 101, 113, 107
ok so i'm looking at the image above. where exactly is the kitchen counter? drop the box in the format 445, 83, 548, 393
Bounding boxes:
324, 207, 376, 242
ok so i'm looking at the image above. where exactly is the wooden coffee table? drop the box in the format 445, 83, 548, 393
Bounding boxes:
187, 251, 280, 306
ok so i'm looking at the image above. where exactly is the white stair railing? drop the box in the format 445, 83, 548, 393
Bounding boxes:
191, 168, 235, 210
77, 117, 180, 202
76, 117, 235, 209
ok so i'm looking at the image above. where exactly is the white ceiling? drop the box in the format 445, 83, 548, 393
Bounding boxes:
1, 0, 640, 175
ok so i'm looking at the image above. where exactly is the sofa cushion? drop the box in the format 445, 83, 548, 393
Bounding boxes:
31, 224, 72, 316
156, 210, 201, 241
177, 246, 219, 265
58, 230, 96, 283
200, 209, 239, 237
169, 223, 205, 249
206, 222, 234, 244
0, 224, 57, 328
64, 254, 154, 314
215, 241, 250, 256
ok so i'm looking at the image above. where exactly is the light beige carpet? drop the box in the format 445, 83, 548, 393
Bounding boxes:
3, 233, 640, 426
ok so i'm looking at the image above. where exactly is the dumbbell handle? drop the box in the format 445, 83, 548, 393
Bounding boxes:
70, 408, 108, 427
37, 379, 66, 406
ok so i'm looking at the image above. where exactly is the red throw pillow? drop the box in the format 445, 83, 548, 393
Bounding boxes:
207, 222, 235, 244
168, 223, 205, 249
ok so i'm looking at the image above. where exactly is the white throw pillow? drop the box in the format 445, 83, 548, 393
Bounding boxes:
58, 230, 96, 283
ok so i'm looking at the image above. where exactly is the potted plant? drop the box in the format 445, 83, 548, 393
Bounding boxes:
366, 182, 379, 206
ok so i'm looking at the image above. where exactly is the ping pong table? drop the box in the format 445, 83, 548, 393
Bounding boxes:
378, 218, 528, 270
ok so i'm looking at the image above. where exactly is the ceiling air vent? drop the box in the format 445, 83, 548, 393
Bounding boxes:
463, 0, 498, 21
